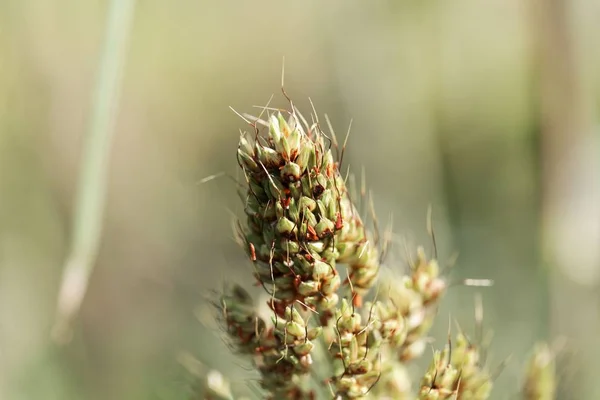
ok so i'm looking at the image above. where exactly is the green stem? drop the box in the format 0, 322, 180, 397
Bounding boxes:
52, 0, 137, 343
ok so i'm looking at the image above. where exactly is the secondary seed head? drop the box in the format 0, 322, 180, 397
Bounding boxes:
419, 333, 492, 400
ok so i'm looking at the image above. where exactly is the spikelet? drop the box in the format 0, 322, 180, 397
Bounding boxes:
375, 247, 446, 361
522, 343, 556, 400
218, 284, 318, 399
419, 332, 492, 399
327, 298, 382, 398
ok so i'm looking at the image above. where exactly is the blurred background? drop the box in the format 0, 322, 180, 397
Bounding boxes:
0, 0, 598, 399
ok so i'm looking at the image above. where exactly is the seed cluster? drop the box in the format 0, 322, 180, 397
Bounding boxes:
219, 285, 318, 399
239, 113, 341, 316
226, 106, 451, 399
194, 101, 554, 400
419, 333, 492, 400
329, 298, 382, 397
382, 247, 446, 361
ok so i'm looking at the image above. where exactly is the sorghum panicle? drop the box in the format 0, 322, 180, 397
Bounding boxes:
196, 99, 547, 400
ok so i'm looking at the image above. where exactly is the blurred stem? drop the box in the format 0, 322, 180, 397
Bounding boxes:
52, 0, 137, 343
533, 0, 600, 397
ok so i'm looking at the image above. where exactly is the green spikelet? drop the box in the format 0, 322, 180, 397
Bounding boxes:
218, 285, 265, 354
377, 247, 446, 361
335, 193, 380, 299
218, 285, 317, 399
522, 343, 556, 400
328, 298, 382, 398
419, 333, 492, 400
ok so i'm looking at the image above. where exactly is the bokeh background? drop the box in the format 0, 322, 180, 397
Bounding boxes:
1, 0, 599, 399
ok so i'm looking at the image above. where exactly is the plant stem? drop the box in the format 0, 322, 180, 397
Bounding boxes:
52, 0, 137, 343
